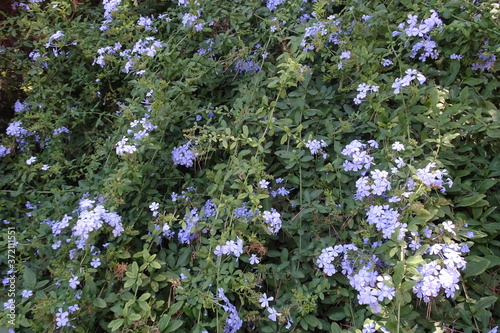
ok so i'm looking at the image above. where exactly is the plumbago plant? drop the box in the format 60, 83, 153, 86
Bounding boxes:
0, 0, 499, 332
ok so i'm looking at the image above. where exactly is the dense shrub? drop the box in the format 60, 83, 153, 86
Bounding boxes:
0, 0, 499, 332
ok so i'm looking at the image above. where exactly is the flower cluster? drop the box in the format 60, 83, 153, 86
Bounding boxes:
172, 141, 199, 167
233, 202, 257, 221
262, 208, 282, 234
6, 120, 31, 150
411, 38, 439, 62
380, 58, 393, 67
233, 58, 261, 74
392, 68, 426, 94
93, 42, 122, 67
305, 139, 328, 157
115, 111, 157, 156
178, 208, 200, 244
149, 202, 159, 217
137, 15, 157, 32
71, 199, 124, 250
214, 238, 244, 258
472, 50, 496, 71
317, 244, 396, 313
393, 10, 442, 38
416, 162, 452, 193
413, 243, 467, 302
366, 204, 407, 240
101, 0, 122, 31
321, 140, 469, 312
215, 289, 243, 333
354, 83, 379, 105
266, 0, 286, 11
55, 303, 79, 328
0, 145, 11, 158
301, 22, 328, 52
341, 139, 377, 173
120, 37, 163, 73
14, 99, 30, 113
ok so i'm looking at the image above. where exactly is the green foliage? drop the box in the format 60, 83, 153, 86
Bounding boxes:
0, 0, 499, 332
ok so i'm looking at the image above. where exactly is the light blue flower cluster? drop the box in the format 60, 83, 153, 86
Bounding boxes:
354, 83, 379, 105
411, 38, 439, 62
93, 42, 122, 67
202, 199, 217, 220
305, 139, 328, 157
120, 38, 163, 73
71, 200, 124, 250
0, 145, 11, 158
137, 15, 157, 32
233, 58, 261, 74
53, 126, 70, 136
233, 202, 257, 221
216, 288, 243, 333
300, 22, 328, 52
317, 244, 396, 313
14, 99, 29, 113
392, 11, 442, 65
380, 58, 393, 67
214, 238, 244, 258
172, 141, 199, 167
416, 162, 452, 193
393, 10, 442, 38
341, 139, 377, 173
392, 69, 426, 94
366, 204, 407, 241
266, 0, 286, 11
197, 38, 215, 57
101, 0, 122, 31
178, 208, 200, 244
115, 137, 137, 155
6, 120, 31, 151
472, 50, 496, 71
413, 243, 467, 302
262, 208, 282, 234
257, 293, 292, 327
115, 106, 157, 155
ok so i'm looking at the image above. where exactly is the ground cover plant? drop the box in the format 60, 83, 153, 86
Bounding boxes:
0, 0, 499, 332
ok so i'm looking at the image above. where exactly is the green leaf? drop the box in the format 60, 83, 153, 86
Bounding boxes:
124, 278, 136, 289
165, 319, 184, 332
330, 322, 342, 333
475, 296, 498, 309
93, 297, 107, 308
303, 315, 321, 328
128, 313, 141, 321
168, 301, 184, 315
130, 262, 139, 277
158, 315, 171, 331
138, 293, 151, 301
108, 319, 124, 332
393, 261, 405, 287
456, 194, 487, 207
463, 256, 491, 278
463, 77, 484, 86
23, 267, 37, 290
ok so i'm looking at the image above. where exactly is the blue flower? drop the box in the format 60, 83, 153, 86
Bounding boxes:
267, 307, 281, 321
90, 258, 101, 268
55, 308, 70, 328
172, 141, 199, 167
258, 293, 274, 308
262, 209, 282, 234
69, 275, 79, 289
26, 156, 37, 165
249, 254, 260, 264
